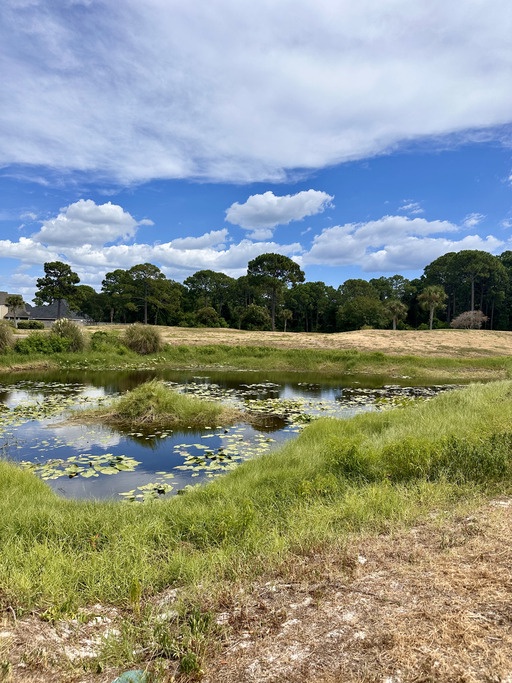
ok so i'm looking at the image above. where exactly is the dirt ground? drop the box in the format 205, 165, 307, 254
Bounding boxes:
203, 498, 512, 683
3, 498, 512, 683
90, 326, 512, 359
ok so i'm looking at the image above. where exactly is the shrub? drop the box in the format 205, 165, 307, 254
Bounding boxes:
90, 330, 124, 352
450, 310, 488, 329
178, 313, 198, 328
14, 332, 70, 355
240, 304, 272, 331
123, 323, 163, 355
195, 306, 228, 328
0, 323, 14, 353
17, 321, 45, 330
51, 318, 88, 352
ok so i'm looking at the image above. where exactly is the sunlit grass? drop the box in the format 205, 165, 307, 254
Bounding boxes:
1, 336, 512, 381
2, 380, 512, 617
72, 379, 242, 430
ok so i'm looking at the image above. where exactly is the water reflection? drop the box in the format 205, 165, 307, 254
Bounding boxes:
0, 370, 459, 502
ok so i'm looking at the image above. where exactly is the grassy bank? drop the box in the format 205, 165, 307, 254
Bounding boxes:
2, 380, 512, 676
1, 342, 512, 382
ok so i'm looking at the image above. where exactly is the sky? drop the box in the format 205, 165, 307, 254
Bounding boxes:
1, 0, 512, 301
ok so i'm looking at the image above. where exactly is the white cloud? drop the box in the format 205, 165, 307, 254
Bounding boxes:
225, 190, 333, 239
169, 230, 228, 250
399, 201, 424, 215
2, 1, 512, 183
462, 212, 485, 228
0, 226, 303, 295
33, 199, 139, 247
304, 215, 504, 272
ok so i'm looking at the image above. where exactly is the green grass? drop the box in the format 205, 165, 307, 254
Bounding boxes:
2, 380, 512, 616
75, 379, 242, 430
2, 339, 512, 381
3, 379, 512, 676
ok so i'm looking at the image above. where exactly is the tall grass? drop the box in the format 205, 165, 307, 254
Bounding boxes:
2, 381, 512, 616
78, 379, 241, 429
123, 323, 163, 354
0, 322, 14, 353
0, 337, 511, 381
51, 318, 88, 352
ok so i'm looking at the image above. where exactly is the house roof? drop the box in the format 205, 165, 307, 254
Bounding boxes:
25, 300, 83, 320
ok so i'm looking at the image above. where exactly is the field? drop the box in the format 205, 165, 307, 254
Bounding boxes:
89, 325, 512, 357
2, 329, 512, 682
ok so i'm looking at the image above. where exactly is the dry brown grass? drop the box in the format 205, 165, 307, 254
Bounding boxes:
202, 497, 512, 683
88, 326, 512, 358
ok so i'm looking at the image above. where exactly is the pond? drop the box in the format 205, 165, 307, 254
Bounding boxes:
0, 369, 459, 502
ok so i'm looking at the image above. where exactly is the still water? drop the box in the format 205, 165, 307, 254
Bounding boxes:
0, 369, 457, 501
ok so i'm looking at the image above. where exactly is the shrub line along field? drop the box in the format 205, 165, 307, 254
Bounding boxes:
1, 328, 512, 682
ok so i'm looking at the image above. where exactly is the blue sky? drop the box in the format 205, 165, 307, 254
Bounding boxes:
1, 1, 512, 300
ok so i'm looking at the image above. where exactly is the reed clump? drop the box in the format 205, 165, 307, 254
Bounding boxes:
123, 323, 163, 355
0, 322, 14, 353
79, 379, 242, 430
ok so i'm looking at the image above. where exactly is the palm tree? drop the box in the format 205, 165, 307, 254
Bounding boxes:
5, 294, 25, 328
418, 286, 447, 330
385, 299, 408, 330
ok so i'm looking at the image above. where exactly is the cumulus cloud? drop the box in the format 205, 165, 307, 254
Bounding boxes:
225, 190, 333, 239
33, 199, 139, 246
2, 1, 512, 183
303, 215, 503, 272
0, 204, 303, 294
169, 230, 228, 250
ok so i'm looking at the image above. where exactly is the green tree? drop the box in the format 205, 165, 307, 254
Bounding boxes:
101, 269, 133, 323
68, 285, 104, 321
240, 304, 272, 331
285, 281, 338, 332
385, 299, 408, 330
34, 261, 80, 318
184, 270, 235, 317
127, 263, 167, 325
424, 250, 507, 326
418, 285, 447, 330
369, 275, 412, 302
337, 296, 387, 331
247, 253, 305, 330
5, 294, 24, 328
338, 279, 380, 303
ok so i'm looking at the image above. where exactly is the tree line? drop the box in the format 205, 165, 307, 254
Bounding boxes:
24, 249, 512, 332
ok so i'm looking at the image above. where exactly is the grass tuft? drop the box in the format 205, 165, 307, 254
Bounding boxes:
123, 324, 163, 355
76, 379, 242, 430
